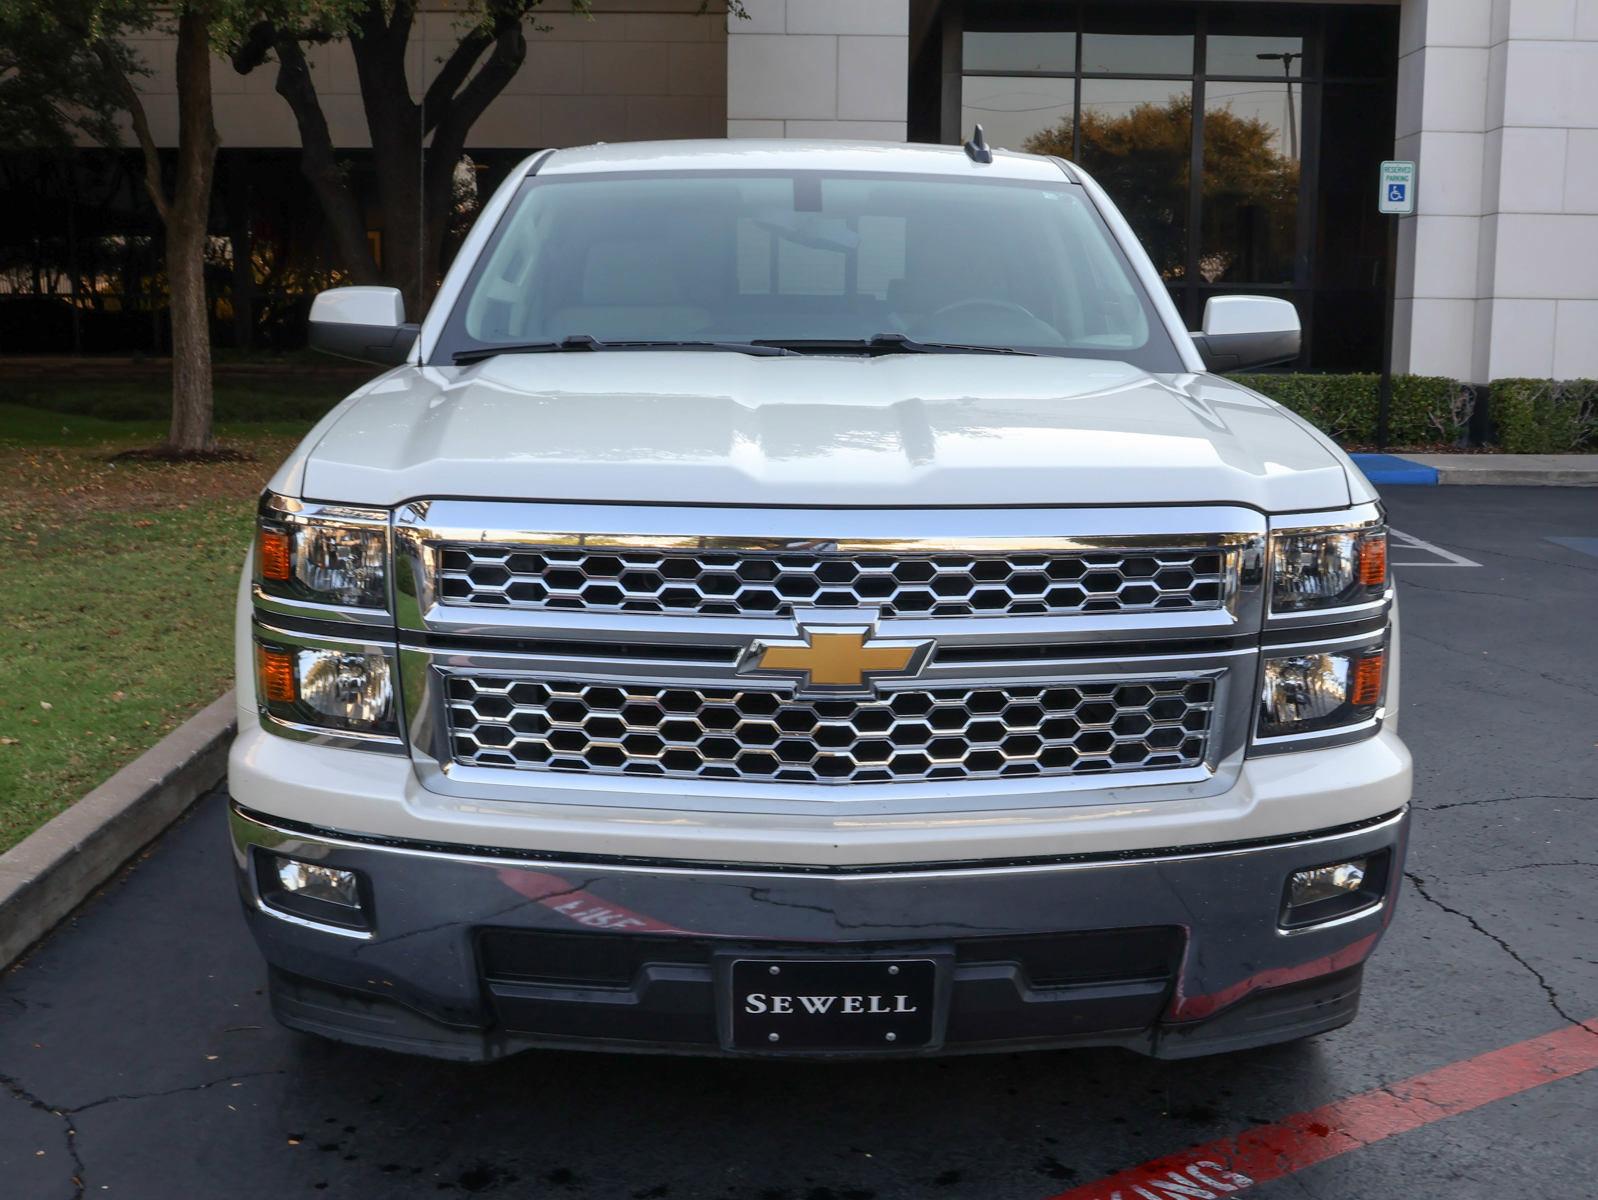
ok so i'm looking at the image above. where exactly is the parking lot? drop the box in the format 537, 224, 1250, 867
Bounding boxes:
2, 486, 1594, 1200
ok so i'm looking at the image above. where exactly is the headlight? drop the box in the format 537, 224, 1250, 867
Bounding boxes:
1258, 645, 1386, 740
1270, 525, 1386, 613
256, 495, 389, 610
256, 642, 397, 736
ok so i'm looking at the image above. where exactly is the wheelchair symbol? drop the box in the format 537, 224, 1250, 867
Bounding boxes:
1388, 183, 1406, 202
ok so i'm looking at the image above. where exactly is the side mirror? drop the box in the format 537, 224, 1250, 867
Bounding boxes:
1190, 295, 1301, 373
308, 287, 420, 366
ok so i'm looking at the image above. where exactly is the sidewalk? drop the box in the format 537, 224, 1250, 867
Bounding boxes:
1351, 453, 1598, 487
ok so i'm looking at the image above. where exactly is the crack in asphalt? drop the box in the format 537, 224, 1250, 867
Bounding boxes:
1404, 872, 1594, 1035
66, 1068, 287, 1115
0, 1071, 85, 1200
1402, 627, 1598, 699
1423, 793, 1598, 813
1458, 861, 1598, 876
1, 1067, 286, 1197
1394, 575, 1531, 602
1429, 540, 1598, 574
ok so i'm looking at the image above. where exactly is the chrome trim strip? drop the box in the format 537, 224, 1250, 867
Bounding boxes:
1267, 503, 1383, 533
1265, 589, 1393, 626
251, 587, 393, 628
1276, 896, 1386, 937
231, 804, 1409, 883
254, 895, 373, 941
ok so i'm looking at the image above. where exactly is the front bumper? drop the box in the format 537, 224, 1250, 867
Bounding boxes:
231, 801, 1408, 1062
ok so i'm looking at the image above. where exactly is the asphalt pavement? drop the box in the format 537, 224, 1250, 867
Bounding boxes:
2, 486, 1595, 1200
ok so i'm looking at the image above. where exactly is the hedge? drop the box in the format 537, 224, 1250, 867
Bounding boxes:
1488, 379, 1598, 453
1226, 373, 1470, 447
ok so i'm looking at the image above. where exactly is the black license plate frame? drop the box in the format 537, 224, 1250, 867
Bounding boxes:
723, 956, 941, 1052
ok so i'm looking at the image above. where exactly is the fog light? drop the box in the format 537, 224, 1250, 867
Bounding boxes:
259, 851, 370, 933
276, 859, 361, 908
1290, 860, 1368, 907
1281, 851, 1388, 929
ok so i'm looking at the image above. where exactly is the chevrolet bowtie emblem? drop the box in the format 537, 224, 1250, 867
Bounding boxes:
746, 625, 931, 693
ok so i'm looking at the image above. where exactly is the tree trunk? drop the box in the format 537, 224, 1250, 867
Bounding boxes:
166, 209, 213, 450
162, 10, 220, 453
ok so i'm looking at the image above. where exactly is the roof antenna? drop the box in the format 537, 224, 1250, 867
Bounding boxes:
963, 124, 993, 164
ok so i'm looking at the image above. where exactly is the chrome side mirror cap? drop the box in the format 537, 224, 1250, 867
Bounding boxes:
1191, 295, 1301, 373
308, 287, 420, 366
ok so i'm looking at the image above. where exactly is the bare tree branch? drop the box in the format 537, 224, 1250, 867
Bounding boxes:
433, 22, 524, 149
272, 34, 381, 282
91, 40, 169, 223
421, 26, 493, 133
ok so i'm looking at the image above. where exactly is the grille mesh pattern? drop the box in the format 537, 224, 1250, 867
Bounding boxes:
445, 675, 1215, 785
437, 546, 1227, 619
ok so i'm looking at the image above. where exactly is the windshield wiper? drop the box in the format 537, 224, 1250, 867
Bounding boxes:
453, 335, 797, 364
752, 333, 1037, 357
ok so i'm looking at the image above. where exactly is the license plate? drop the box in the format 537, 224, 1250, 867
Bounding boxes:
727, 957, 938, 1051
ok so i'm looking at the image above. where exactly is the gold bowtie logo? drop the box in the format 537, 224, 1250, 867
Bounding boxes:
750, 627, 929, 691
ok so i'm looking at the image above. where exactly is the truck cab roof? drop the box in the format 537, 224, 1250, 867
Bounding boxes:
534, 138, 1076, 182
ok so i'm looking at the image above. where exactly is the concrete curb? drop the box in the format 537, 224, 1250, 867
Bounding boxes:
0, 690, 235, 970
1352, 452, 1598, 487
1403, 453, 1598, 486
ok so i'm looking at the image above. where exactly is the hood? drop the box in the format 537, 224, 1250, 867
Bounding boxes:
294, 354, 1352, 511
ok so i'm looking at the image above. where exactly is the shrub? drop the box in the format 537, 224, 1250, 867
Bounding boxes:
1490, 379, 1598, 453
1228, 373, 1469, 446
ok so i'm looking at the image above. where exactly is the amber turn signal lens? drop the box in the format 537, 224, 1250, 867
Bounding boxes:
258, 528, 292, 582
256, 645, 297, 704
1358, 533, 1388, 586
1350, 653, 1385, 707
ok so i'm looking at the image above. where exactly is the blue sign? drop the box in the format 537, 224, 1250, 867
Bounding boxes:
1387, 183, 1406, 203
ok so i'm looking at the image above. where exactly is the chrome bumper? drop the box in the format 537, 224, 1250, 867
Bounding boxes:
231, 801, 1408, 1061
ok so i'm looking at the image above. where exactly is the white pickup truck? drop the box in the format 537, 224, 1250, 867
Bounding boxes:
231, 138, 1409, 1061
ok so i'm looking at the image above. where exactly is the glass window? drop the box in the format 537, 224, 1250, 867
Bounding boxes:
1080, 33, 1193, 75
444, 173, 1181, 369
960, 76, 1075, 157
1207, 36, 1304, 78
1200, 82, 1301, 284
1076, 80, 1192, 280
963, 30, 1076, 74
1324, 9, 1399, 78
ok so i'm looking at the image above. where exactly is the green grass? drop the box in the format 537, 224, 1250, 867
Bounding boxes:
1, 372, 356, 428
0, 371, 357, 850
0, 503, 253, 849
0, 401, 319, 448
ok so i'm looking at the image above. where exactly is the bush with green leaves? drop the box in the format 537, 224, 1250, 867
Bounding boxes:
1489, 379, 1598, 453
1226, 373, 1469, 447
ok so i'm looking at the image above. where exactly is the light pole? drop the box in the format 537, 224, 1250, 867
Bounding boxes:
1256, 51, 1302, 160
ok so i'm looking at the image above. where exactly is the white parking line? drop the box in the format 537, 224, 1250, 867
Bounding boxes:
1389, 529, 1482, 568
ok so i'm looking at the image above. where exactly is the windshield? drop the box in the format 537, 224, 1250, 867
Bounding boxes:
437, 170, 1181, 370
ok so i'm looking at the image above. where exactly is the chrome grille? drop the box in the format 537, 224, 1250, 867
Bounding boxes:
436, 546, 1227, 619
444, 675, 1215, 785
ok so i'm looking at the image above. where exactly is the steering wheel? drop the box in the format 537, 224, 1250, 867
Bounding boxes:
923, 297, 1041, 325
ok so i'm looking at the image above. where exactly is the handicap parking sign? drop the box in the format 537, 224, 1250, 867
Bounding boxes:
1379, 161, 1416, 214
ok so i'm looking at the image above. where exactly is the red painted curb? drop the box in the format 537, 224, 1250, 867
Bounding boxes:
1046, 1019, 1598, 1200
